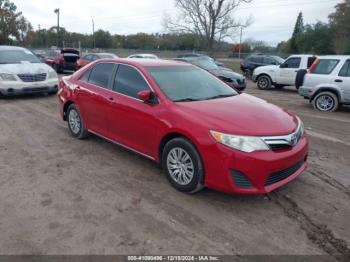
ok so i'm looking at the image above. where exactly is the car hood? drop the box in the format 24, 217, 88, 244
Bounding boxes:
209, 68, 244, 80
0, 63, 54, 74
175, 94, 298, 136
254, 65, 279, 74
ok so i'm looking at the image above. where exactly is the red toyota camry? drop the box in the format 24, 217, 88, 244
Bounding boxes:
58, 59, 308, 194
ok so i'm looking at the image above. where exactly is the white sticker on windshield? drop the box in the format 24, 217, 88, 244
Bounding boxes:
24, 50, 32, 54
20, 61, 31, 64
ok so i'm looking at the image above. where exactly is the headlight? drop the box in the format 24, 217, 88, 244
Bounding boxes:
0, 73, 17, 81
297, 117, 304, 134
48, 71, 58, 79
210, 130, 269, 153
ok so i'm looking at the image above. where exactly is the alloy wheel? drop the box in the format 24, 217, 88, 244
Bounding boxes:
316, 95, 334, 111
68, 109, 81, 134
166, 147, 194, 186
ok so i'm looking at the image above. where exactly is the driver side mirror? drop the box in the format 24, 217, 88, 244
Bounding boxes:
137, 90, 158, 104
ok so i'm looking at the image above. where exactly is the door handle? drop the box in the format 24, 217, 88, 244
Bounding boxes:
335, 79, 343, 83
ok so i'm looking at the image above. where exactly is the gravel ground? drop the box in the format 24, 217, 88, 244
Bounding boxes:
0, 79, 349, 257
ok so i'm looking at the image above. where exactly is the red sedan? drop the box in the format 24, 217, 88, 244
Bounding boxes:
77, 53, 119, 69
58, 59, 308, 194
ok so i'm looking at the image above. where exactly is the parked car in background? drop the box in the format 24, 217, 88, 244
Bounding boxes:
77, 53, 119, 69
46, 48, 80, 73
240, 54, 285, 78
175, 56, 246, 91
252, 55, 317, 90
58, 58, 308, 194
127, 54, 159, 59
32, 49, 47, 62
298, 56, 350, 112
177, 53, 224, 67
0, 46, 58, 96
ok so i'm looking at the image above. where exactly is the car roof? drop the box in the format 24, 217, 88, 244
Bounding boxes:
97, 58, 191, 67
0, 45, 29, 51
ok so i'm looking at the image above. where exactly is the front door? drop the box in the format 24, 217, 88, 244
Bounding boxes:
106, 64, 160, 157
277, 57, 301, 85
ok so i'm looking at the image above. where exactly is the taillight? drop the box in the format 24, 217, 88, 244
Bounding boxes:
309, 59, 319, 74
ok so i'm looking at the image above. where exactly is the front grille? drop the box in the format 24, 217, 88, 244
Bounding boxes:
265, 159, 304, 186
18, 73, 47, 82
23, 87, 49, 92
231, 169, 254, 189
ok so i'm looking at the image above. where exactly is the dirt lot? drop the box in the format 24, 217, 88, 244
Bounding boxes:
0, 80, 349, 257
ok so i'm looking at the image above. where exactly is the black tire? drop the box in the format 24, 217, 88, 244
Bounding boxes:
54, 64, 62, 74
312, 91, 339, 112
244, 69, 253, 80
257, 75, 272, 89
48, 89, 58, 95
295, 69, 307, 90
162, 137, 204, 194
67, 104, 89, 139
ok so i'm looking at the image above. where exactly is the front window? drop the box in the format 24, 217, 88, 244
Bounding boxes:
282, 57, 301, 68
312, 59, 339, 75
0, 49, 41, 64
147, 66, 237, 102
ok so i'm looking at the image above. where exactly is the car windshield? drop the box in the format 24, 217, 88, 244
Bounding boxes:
271, 56, 285, 64
147, 66, 237, 102
0, 50, 41, 64
190, 58, 218, 71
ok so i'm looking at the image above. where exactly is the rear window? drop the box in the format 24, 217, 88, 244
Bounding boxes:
339, 60, 350, 77
312, 59, 339, 75
88, 63, 115, 88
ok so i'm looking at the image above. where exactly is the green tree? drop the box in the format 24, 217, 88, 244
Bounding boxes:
290, 12, 304, 53
329, 0, 350, 54
0, 0, 21, 44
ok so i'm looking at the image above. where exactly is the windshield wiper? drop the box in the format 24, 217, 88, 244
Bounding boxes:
173, 98, 202, 102
204, 94, 235, 100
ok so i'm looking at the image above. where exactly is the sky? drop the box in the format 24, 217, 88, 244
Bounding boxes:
13, 0, 343, 46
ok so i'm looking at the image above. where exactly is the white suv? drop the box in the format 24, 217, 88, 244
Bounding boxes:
0, 46, 59, 96
298, 56, 350, 112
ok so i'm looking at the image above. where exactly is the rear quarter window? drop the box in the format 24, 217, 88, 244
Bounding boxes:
313, 59, 339, 75
339, 60, 350, 77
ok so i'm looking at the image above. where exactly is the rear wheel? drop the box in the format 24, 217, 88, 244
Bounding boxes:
67, 104, 89, 139
257, 75, 272, 89
312, 92, 339, 112
162, 138, 204, 194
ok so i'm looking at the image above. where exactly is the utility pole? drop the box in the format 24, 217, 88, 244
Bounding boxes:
54, 8, 60, 48
238, 26, 243, 60
92, 18, 95, 49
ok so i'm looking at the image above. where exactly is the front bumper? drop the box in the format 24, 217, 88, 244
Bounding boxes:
201, 135, 309, 194
0, 79, 59, 96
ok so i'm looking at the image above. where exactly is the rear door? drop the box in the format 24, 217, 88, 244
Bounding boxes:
277, 57, 301, 85
75, 62, 116, 135
337, 59, 350, 102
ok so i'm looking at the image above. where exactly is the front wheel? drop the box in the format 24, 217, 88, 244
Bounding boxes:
257, 75, 272, 89
162, 138, 204, 194
67, 104, 89, 139
312, 92, 339, 112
